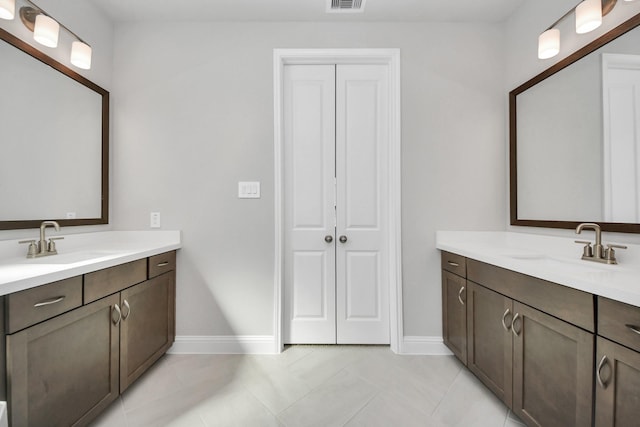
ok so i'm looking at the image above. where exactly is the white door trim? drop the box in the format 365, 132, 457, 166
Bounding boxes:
273, 49, 403, 353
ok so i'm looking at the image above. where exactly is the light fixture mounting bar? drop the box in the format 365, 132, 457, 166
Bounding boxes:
20, 0, 90, 46
544, 0, 617, 31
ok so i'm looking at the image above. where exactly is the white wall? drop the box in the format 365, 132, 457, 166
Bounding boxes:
0, 0, 114, 241
505, 0, 640, 245
111, 21, 507, 341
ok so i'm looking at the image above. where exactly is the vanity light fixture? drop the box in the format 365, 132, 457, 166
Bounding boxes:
0, 0, 15, 20
538, 0, 621, 59
12, 0, 92, 69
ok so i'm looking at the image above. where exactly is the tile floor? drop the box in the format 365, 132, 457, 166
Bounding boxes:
90, 346, 526, 427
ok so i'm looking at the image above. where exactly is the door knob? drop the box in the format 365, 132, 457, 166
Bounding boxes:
324, 235, 333, 243
339, 235, 348, 243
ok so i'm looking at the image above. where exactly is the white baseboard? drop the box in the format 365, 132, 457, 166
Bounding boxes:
400, 336, 453, 355
168, 335, 450, 356
168, 335, 277, 354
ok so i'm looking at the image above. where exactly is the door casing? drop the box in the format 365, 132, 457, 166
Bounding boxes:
273, 49, 402, 353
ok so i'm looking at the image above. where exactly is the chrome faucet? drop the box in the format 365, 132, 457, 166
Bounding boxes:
19, 220, 64, 258
575, 222, 626, 264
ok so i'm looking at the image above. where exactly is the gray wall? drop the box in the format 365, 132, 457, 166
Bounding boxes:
110, 22, 507, 339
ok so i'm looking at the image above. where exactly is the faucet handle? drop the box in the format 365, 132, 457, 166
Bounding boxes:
605, 244, 627, 264
47, 237, 64, 253
19, 240, 38, 257
575, 240, 593, 258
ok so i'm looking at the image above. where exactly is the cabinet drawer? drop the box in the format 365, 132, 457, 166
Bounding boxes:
598, 297, 640, 353
441, 251, 466, 277
84, 259, 147, 303
148, 251, 176, 278
6, 276, 83, 334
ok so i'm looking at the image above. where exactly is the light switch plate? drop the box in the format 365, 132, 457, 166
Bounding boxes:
238, 181, 261, 199
150, 212, 161, 228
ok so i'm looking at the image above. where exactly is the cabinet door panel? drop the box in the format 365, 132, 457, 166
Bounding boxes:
120, 271, 176, 392
512, 302, 593, 427
466, 281, 513, 407
442, 271, 467, 364
7, 294, 120, 427
595, 336, 640, 427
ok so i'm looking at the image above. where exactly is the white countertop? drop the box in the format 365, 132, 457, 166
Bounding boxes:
436, 231, 640, 307
0, 231, 182, 296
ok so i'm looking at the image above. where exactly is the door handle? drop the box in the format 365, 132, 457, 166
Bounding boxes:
112, 304, 122, 326
596, 355, 609, 389
457, 286, 465, 306
501, 309, 512, 332
122, 299, 131, 320
339, 235, 348, 243
511, 313, 521, 337
325, 235, 333, 243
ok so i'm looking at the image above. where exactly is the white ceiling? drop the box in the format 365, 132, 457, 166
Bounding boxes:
88, 0, 525, 24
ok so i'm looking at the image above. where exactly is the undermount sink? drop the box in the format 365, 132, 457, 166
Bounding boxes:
24, 250, 121, 265
502, 252, 612, 276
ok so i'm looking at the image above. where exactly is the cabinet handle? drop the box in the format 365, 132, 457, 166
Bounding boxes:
511, 313, 521, 337
625, 324, 640, 336
33, 296, 65, 308
501, 309, 512, 332
447, 261, 460, 267
157, 262, 169, 267
457, 286, 465, 305
596, 355, 609, 389
112, 304, 122, 326
122, 300, 131, 320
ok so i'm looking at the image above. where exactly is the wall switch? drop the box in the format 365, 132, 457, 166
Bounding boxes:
238, 181, 261, 199
150, 212, 161, 228
66, 212, 77, 219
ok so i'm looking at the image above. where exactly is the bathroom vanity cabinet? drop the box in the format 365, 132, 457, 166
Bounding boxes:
441, 252, 467, 364
594, 297, 640, 427
442, 252, 595, 427
2, 250, 176, 427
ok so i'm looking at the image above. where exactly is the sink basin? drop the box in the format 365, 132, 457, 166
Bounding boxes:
24, 250, 121, 265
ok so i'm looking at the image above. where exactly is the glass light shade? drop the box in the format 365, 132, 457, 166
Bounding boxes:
0, 0, 15, 20
538, 29, 560, 59
71, 41, 92, 70
576, 0, 602, 34
33, 14, 59, 48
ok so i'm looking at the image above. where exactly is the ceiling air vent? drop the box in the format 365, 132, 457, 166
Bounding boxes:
327, 0, 367, 13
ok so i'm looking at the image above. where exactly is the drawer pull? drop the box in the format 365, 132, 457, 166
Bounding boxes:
457, 286, 465, 306
447, 261, 460, 267
626, 324, 640, 336
501, 309, 512, 332
511, 313, 522, 337
597, 355, 609, 389
122, 300, 131, 320
157, 262, 170, 267
112, 304, 122, 326
33, 296, 65, 308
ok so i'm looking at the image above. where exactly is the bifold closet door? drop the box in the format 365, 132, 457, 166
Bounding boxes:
335, 64, 389, 344
283, 64, 337, 344
283, 63, 390, 345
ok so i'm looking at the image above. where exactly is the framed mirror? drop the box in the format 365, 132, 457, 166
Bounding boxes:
510, 13, 640, 233
0, 27, 109, 230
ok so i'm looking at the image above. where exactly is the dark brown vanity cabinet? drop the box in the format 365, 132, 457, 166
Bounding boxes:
443, 253, 596, 427
4, 251, 177, 427
595, 297, 640, 427
466, 281, 513, 407
441, 251, 467, 364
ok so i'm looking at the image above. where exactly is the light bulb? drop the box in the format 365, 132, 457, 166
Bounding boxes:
0, 0, 15, 20
576, 0, 602, 34
33, 14, 59, 48
538, 29, 560, 59
71, 41, 92, 70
